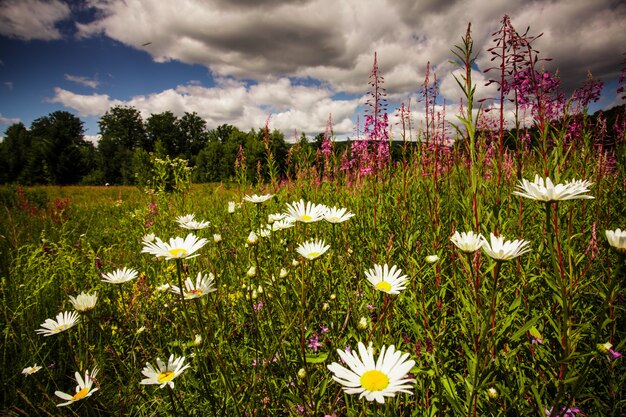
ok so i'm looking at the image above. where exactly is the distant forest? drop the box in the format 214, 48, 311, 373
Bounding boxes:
0, 103, 624, 186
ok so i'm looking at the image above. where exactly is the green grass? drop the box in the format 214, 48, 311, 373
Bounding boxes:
1, 133, 625, 417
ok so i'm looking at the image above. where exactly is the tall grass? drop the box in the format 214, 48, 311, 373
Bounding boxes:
1, 25, 625, 417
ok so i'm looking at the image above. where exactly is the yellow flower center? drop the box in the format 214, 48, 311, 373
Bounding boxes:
169, 248, 188, 258
375, 281, 392, 292
71, 387, 89, 401
360, 370, 389, 392
158, 371, 175, 384
301, 214, 312, 222
188, 289, 202, 297
57, 324, 67, 331
307, 252, 320, 259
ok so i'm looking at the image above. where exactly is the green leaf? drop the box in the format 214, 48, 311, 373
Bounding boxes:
305, 352, 329, 364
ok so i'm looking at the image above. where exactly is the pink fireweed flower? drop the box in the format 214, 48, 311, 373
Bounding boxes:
544, 406, 583, 417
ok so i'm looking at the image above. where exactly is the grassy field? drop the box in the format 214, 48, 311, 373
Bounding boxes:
1, 129, 625, 416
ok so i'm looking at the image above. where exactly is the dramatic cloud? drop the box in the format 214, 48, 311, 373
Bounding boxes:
65, 74, 100, 89
0, 0, 70, 41
50, 79, 361, 137
76, 0, 626, 97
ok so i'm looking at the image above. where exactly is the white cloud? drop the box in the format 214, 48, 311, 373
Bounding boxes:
0, 0, 70, 41
50, 79, 362, 137
65, 74, 100, 89
48, 87, 123, 116
83, 135, 101, 146
0, 114, 21, 125
76, 0, 625, 98
39, 0, 622, 140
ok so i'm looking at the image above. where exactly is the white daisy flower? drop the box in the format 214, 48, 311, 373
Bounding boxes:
142, 233, 156, 244
606, 229, 626, 254
364, 264, 409, 294
327, 342, 416, 403
36, 311, 80, 336
55, 367, 99, 407
512, 175, 594, 202
450, 231, 484, 253
68, 292, 98, 312
296, 239, 330, 260
140, 354, 191, 389
22, 364, 42, 376
101, 267, 139, 284
324, 206, 355, 224
272, 219, 296, 231
268, 213, 286, 224
284, 199, 328, 223
176, 214, 210, 230
256, 227, 272, 238
142, 234, 207, 260
481, 233, 531, 261
169, 272, 216, 300
244, 194, 274, 204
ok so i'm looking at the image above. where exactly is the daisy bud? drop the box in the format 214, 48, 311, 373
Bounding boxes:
213, 234, 222, 244
247, 231, 258, 245
425, 255, 439, 264
358, 316, 368, 329
297, 368, 306, 379
194, 334, 202, 346
279, 268, 288, 278
247, 266, 256, 277
322, 302, 329, 311
487, 387, 498, 399
292, 259, 299, 267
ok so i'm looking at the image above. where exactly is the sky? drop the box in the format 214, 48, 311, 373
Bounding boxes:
0, 0, 625, 144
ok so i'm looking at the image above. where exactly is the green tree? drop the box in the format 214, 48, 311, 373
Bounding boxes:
28, 111, 91, 184
146, 111, 180, 157
177, 112, 208, 161
0, 123, 30, 183
98, 106, 146, 184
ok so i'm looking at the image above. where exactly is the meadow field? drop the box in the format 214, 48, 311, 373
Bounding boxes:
1, 125, 625, 416
1, 23, 626, 417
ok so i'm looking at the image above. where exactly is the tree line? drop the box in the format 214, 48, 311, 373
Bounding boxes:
0, 106, 318, 185
1, 103, 623, 186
